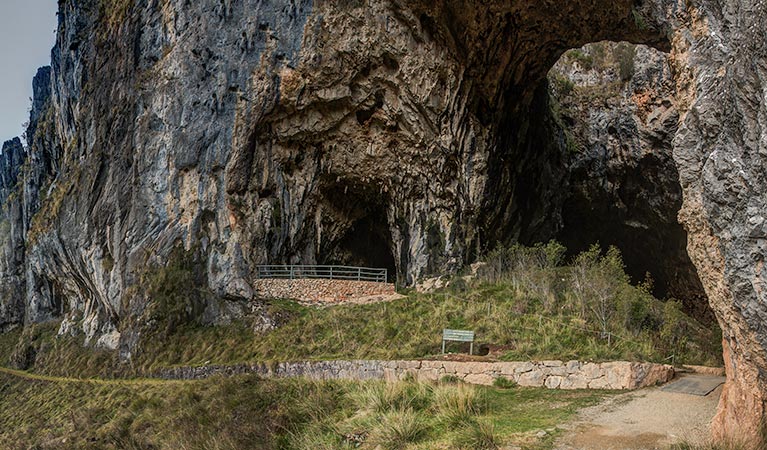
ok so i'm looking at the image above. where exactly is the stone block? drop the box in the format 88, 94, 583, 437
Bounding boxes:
582, 362, 603, 379
420, 360, 444, 370
588, 376, 611, 389
545, 375, 563, 389
549, 366, 569, 376
518, 370, 545, 387
542, 360, 563, 367
397, 360, 422, 370
464, 373, 495, 386
560, 374, 590, 389
566, 360, 582, 373
441, 361, 462, 374
514, 361, 535, 373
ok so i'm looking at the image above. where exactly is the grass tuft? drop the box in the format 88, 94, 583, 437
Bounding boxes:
368, 408, 428, 449
492, 376, 517, 389
453, 419, 501, 450
434, 383, 488, 427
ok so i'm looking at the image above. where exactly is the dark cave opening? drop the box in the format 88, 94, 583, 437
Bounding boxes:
331, 214, 397, 283
319, 181, 397, 283
547, 42, 712, 323
480, 40, 712, 323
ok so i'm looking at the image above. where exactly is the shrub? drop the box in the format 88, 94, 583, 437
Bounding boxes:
568, 49, 594, 70
614, 42, 637, 82
440, 374, 464, 384
352, 381, 432, 414
141, 246, 209, 336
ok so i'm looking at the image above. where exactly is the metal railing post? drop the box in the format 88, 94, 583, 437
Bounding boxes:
290, 266, 294, 279
330, 266, 333, 280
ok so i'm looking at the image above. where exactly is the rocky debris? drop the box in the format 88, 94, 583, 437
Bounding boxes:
253, 279, 396, 304
155, 358, 674, 390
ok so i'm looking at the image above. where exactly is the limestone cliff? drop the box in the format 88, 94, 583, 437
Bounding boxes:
0, 0, 764, 441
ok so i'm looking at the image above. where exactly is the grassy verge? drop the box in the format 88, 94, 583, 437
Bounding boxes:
0, 286, 720, 379
0, 243, 721, 379
0, 368, 611, 450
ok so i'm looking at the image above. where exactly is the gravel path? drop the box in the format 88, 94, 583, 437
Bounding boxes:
555, 375, 722, 449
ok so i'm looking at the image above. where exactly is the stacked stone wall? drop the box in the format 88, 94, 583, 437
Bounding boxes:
157, 359, 674, 390
253, 279, 396, 304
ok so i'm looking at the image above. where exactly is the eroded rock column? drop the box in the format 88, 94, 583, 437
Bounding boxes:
669, 0, 767, 442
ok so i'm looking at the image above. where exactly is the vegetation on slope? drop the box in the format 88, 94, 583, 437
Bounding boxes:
0, 242, 721, 380
0, 368, 610, 450
128, 243, 718, 371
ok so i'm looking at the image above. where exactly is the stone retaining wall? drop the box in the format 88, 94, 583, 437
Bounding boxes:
253, 279, 396, 304
157, 359, 674, 390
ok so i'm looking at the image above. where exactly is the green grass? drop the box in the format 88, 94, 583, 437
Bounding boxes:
130, 285, 718, 370
0, 282, 720, 379
0, 368, 614, 450
0, 243, 721, 380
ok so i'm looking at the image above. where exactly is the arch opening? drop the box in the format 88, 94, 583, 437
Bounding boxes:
318, 179, 397, 283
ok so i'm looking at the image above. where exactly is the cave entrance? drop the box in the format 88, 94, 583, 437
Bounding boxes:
331, 213, 397, 282
543, 41, 713, 323
319, 180, 397, 283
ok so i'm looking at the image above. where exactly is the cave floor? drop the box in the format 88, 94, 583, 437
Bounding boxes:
554, 374, 722, 449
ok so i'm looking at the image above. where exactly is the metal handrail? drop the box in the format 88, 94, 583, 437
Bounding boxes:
256, 265, 388, 283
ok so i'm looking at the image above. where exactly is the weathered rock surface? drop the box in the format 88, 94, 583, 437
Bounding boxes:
661, 0, 767, 442
0, 0, 763, 442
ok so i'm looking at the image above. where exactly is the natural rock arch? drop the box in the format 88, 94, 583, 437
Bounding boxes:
1, 0, 761, 444
226, 0, 764, 441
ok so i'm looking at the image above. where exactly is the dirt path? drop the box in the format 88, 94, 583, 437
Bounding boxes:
555, 375, 722, 449
0, 365, 189, 386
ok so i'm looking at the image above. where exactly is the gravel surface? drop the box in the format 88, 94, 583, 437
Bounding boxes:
555, 375, 722, 449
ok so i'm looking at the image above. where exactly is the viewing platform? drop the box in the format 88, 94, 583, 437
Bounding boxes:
254, 265, 396, 305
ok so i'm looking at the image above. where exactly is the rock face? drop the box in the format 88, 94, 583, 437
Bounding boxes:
0, 138, 26, 332
664, 0, 767, 442
0, 0, 764, 442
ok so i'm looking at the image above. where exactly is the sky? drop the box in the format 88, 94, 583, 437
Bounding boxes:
0, 0, 58, 145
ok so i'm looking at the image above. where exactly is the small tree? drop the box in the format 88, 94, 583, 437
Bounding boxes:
571, 245, 627, 343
